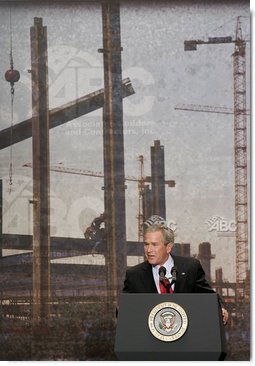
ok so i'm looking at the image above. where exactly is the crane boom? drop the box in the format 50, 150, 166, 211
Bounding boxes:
184, 36, 234, 51
23, 162, 175, 186
23, 162, 155, 183
175, 103, 250, 115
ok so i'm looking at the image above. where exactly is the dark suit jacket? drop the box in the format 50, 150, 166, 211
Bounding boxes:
123, 255, 215, 294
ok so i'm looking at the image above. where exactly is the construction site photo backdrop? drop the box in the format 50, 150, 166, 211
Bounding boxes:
0, 0, 250, 361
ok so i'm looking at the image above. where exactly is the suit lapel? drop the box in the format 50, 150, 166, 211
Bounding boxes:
172, 255, 187, 293
141, 261, 158, 293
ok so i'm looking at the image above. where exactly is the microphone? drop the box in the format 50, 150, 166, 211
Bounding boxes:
159, 266, 167, 282
171, 266, 178, 283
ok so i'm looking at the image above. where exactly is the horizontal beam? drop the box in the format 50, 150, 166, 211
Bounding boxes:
1, 233, 144, 257
0, 78, 134, 150
0, 262, 106, 278
184, 37, 234, 51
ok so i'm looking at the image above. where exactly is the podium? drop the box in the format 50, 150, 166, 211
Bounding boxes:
115, 293, 227, 361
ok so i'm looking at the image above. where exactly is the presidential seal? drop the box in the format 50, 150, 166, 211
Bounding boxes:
148, 302, 188, 342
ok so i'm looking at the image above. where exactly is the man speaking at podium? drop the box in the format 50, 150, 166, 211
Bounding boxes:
123, 215, 228, 326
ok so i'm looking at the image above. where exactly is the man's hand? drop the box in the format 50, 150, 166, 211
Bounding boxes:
222, 307, 228, 325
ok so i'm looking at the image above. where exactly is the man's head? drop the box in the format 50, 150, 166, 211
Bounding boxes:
143, 216, 174, 266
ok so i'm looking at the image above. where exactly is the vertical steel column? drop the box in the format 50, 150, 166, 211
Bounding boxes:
180, 243, 191, 257
100, 2, 127, 310
0, 180, 2, 258
142, 185, 152, 222
198, 242, 215, 283
215, 268, 223, 298
172, 243, 191, 257
30, 18, 51, 324
151, 140, 166, 218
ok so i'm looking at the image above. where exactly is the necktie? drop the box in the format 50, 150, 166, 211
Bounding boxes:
159, 279, 173, 294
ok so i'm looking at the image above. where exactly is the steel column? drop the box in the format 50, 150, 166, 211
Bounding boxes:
100, 1, 127, 310
142, 184, 152, 222
0, 180, 2, 258
30, 17, 51, 324
151, 140, 166, 219
198, 242, 215, 283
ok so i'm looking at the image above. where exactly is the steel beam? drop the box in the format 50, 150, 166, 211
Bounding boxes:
30, 17, 51, 324
1, 233, 144, 256
0, 78, 134, 150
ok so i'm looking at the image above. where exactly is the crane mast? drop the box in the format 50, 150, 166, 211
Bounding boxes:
233, 18, 248, 300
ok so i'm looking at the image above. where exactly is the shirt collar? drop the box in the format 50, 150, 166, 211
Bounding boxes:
152, 254, 174, 278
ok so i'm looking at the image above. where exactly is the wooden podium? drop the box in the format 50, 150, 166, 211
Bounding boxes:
115, 293, 227, 361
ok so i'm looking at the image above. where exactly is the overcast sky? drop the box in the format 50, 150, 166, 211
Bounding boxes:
0, 0, 250, 281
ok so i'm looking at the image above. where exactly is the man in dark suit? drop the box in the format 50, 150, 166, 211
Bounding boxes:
123, 215, 228, 325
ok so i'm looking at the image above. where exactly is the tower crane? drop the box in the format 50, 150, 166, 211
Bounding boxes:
23, 162, 175, 241
184, 17, 249, 304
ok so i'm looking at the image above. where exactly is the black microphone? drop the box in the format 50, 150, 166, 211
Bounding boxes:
171, 266, 178, 283
159, 266, 166, 282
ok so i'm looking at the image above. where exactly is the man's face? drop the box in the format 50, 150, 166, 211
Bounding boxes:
143, 230, 173, 266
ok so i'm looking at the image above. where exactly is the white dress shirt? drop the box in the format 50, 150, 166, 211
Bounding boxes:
152, 254, 175, 293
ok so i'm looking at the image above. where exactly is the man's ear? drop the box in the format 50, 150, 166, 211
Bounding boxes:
167, 243, 174, 253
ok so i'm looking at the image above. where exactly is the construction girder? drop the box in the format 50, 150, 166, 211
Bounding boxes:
1, 233, 144, 257
0, 78, 134, 150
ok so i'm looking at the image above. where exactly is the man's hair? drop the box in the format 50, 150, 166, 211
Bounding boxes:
144, 224, 174, 245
